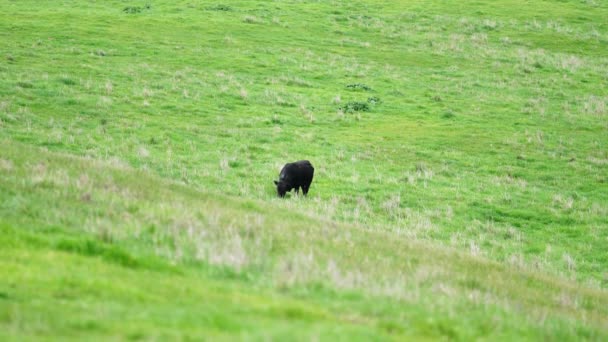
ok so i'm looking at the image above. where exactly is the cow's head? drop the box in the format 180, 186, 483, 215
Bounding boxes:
274, 180, 288, 197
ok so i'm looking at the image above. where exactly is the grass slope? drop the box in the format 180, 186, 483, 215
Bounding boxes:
2, 141, 607, 340
1, 0, 607, 339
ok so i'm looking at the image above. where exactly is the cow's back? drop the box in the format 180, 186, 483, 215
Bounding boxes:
281, 160, 313, 183
293, 160, 314, 184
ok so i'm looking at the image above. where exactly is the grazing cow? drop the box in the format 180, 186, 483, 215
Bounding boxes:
274, 160, 314, 197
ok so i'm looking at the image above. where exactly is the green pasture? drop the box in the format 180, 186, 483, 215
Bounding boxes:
1, 0, 607, 339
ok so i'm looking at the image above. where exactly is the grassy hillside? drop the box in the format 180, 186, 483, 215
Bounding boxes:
1, 0, 607, 339
2, 140, 608, 340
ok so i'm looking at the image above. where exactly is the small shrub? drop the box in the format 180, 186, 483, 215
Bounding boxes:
123, 6, 142, 14
442, 109, 455, 119
123, 4, 151, 14
16, 81, 34, 89
228, 160, 242, 168
60, 77, 76, 86
415, 162, 427, 173
367, 96, 381, 104
269, 115, 282, 125
206, 4, 232, 11
482, 19, 498, 31
350, 14, 372, 20
243, 15, 261, 24
340, 101, 370, 113
346, 83, 372, 91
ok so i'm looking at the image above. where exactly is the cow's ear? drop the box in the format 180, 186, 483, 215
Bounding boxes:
273, 180, 279, 185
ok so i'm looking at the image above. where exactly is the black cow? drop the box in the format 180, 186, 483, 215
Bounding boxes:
274, 160, 314, 197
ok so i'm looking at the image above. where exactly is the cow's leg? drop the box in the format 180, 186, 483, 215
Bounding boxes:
302, 184, 309, 196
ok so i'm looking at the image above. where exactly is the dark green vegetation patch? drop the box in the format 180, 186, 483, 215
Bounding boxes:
205, 4, 233, 12
340, 101, 370, 113
346, 83, 372, 91
123, 4, 151, 14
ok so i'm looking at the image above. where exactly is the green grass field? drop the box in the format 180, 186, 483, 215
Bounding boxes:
1, 0, 607, 339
